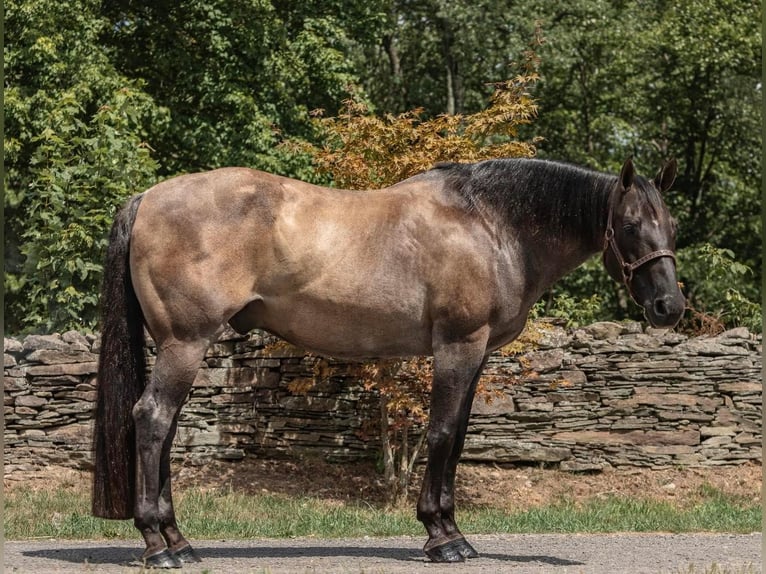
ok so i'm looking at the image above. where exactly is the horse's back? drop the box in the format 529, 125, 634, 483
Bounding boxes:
129, 167, 520, 356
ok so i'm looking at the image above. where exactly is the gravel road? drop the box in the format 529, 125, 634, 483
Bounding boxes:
4, 533, 761, 573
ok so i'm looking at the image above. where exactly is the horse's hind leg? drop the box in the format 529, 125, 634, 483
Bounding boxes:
132, 338, 210, 567
157, 414, 201, 563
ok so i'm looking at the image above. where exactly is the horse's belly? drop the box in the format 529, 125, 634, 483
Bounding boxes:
254, 295, 433, 360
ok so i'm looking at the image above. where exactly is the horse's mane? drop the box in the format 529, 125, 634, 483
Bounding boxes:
433, 158, 659, 247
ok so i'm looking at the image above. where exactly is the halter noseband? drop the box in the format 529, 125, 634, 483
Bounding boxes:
603, 198, 676, 292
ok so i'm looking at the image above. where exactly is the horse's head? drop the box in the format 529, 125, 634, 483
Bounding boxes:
603, 157, 685, 328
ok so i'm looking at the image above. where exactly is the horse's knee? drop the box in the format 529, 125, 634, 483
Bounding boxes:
417, 497, 440, 525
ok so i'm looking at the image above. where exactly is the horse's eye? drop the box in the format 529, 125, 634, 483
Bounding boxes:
623, 223, 638, 235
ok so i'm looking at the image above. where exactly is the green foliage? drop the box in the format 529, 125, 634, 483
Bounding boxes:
101, 0, 374, 177
533, 292, 604, 329
677, 244, 761, 333
4, 0, 164, 332
11, 89, 159, 331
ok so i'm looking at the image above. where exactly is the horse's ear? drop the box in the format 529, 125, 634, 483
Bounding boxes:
619, 157, 635, 192
653, 157, 677, 193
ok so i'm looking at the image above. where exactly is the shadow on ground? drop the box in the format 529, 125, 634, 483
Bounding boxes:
25, 544, 585, 567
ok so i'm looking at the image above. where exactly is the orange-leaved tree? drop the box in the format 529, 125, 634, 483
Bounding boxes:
288, 32, 543, 505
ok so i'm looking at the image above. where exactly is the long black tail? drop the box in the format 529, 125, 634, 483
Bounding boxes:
92, 194, 146, 519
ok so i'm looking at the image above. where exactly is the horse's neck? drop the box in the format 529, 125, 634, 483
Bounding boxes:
514, 177, 613, 290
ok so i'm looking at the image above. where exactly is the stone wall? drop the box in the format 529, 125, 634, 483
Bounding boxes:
4, 322, 761, 476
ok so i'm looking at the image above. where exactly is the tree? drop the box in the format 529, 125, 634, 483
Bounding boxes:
100, 0, 385, 180
353, 0, 531, 116
4, 0, 164, 332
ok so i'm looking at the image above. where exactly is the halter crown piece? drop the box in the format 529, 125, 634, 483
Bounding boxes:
603, 195, 676, 297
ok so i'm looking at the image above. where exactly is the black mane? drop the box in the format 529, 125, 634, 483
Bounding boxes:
434, 158, 621, 247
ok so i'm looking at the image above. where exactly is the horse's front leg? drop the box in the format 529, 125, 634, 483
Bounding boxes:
417, 329, 488, 563
437, 356, 488, 560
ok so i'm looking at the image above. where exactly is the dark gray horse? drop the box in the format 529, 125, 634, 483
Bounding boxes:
92, 157, 684, 566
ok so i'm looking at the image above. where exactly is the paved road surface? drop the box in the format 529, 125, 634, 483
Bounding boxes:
4, 533, 761, 573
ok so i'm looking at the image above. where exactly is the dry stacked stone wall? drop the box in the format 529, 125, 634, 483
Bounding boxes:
4, 322, 761, 477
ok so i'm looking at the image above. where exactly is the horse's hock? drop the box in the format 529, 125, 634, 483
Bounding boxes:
3, 322, 762, 477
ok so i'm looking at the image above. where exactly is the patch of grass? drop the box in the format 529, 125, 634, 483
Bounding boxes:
460, 490, 760, 534
4, 485, 760, 540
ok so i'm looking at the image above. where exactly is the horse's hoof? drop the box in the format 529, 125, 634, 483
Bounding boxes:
424, 539, 466, 563
143, 549, 182, 569
453, 537, 479, 559
172, 544, 202, 563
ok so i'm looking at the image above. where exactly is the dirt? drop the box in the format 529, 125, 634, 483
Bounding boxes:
5, 457, 761, 511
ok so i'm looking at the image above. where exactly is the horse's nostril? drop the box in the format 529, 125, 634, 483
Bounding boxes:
654, 298, 668, 317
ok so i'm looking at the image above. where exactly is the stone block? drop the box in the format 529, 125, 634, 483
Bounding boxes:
25, 349, 97, 365
22, 334, 68, 353
553, 429, 700, 446
637, 445, 695, 455
734, 433, 760, 445
583, 322, 623, 340
547, 390, 598, 403
4, 338, 24, 354
678, 338, 750, 356
25, 362, 98, 376
176, 428, 221, 446
57, 402, 93, 415
701, 435, 734, 447
516, 399, 553, 412
524, 349, 564, 373
717, 382, 761, 393
4, 377, 29, 392
699, 426, 737, 437
471, 393, 514, 415
462, 438, 571, 463
15, 395, 47, 408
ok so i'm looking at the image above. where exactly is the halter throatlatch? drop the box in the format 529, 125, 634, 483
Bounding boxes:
603, 200, 676, 294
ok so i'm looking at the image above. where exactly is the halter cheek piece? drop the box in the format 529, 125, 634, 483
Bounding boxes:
602, 200, 676, 298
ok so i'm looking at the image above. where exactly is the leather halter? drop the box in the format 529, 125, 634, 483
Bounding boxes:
602, 196, 676, 292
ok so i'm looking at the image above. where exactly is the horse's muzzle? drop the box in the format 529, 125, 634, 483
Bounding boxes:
643, 293, 685, 329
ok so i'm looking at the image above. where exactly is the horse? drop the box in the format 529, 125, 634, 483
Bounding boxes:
92, 156, 685, 566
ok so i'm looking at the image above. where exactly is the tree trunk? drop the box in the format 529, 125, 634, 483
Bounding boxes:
382, 31, 406, 111
436, 12, 460, 114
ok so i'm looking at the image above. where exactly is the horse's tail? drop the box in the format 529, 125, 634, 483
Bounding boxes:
92, 194, 146, 519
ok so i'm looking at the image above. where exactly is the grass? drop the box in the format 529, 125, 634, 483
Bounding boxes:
4, 483, 760, 540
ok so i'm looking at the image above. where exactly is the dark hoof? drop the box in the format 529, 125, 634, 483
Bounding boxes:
454, 538, 480, 559
142, 549, 182, 569
172, 544, 202, 563
424, 539, 467, 563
